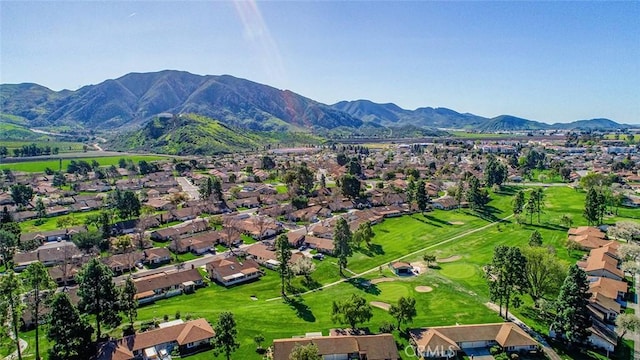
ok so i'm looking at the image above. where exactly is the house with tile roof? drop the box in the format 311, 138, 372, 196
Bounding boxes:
133, 268, 204, 305
272, 333, 399, 360
409, 323, 539, 357
206, 257, 262, 286
96, 318, 214, 360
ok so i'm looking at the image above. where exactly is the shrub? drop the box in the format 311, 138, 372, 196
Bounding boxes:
378, 321, 394, 333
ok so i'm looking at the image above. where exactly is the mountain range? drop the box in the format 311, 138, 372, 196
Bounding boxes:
0, 70, 633, 134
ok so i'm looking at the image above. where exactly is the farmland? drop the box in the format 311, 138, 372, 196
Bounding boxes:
0, 155, 168, 172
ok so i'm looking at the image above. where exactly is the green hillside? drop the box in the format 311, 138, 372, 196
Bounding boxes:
110, 113, 320, 155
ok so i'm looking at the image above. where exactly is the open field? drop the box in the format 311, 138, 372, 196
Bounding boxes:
448, 131, 517, 139
1, 140, 92, 153
0, 155, 168, 172
7, 186, 638, 359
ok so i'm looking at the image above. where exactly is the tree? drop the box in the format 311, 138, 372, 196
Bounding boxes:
275, 234, 292, 296
512, 190, 525, 216
388, 296, 417, 330
35, 197, 46, 222
10, 183, 34, 208
77, 258, 121, 339
484, 155, 508, 187
583, 188, 601, 226
522, 247, 566, 303
525, 195, 537, 225
423, 254, 436, 267
560, 214, 573, 229
466, 175, 489, 211
120, 276, 138, 329
0, 271, 24, 360
117, 190, 141, 219
553, 264, 591, 346
486, 246, 527, 319
415, 179, 429, 213
406, 177, 417, 210
352, 221, 374, 248
616, 313, 640, 339
47, 293, 93, 360
71, 230, 102, 254
608, 221, 640, 242
528, 230, 543, 247
23, 262, 56, 360
331, 294, 373, 330
336, 153, 349, 166
334, 218, 353, 276
199, 176, 213, 200
0, 229, 17, 267
212, 312, 240, 360
340, 174, 360, 199
261, 155, 276, 170
253, 334, 265, 351
291, 256, 316, 286
289, 343, 321, 360
532, 188, 545, 223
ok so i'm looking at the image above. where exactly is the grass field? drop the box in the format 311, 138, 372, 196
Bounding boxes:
0, 155, 168, 172
449, 131, 516, 139
6, 185, 638, 359
1, 140, 91, 153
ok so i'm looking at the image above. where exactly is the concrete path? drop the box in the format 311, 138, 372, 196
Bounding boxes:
485, 303, 562, 360
266, 214, 513, 301
3, 325, 27, 360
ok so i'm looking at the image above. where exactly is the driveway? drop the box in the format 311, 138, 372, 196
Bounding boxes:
463, 348, 494, 360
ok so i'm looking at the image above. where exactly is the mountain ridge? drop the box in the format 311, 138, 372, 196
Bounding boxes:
0, 70, 633, 133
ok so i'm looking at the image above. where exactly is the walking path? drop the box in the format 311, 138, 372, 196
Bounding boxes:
266, 214, 513, 301
485, 302, 562, 360
3, 322, 27, 360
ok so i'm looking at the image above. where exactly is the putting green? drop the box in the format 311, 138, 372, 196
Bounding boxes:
439, 263, 477, 280
376, 282, 410, 301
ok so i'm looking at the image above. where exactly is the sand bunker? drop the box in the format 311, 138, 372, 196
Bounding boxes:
448, 221, 465, 225
438, 255, 462, 263
415, 286, 433, 293
370, 301, 391, 311
370, 277, 397, 285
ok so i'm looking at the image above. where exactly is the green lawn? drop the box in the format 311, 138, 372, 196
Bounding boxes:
9, 185, 638, 360
0, 155, 167, 173
1, 140, 90, 153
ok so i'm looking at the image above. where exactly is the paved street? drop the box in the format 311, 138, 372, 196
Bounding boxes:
176, 177, 200, 200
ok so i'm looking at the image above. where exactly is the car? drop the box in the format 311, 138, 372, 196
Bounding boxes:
299, 245, 308, 251
313, 253, 324, 260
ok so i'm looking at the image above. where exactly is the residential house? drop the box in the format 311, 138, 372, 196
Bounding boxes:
303, 236, 335, 255
409, 323, 538, 358
245, 243, 304, 270
134, 269, 204, 304
102, 251, 145, 274
13, 242, 83, 271
272, 333, 399, 360
143, 248, 172, 265
578, 243, 624, 281
96, 318, 214, 360
431, 196, 458, 210
568, 226, 610, 250
206, 257, 262, 287
169, 232, 218, 255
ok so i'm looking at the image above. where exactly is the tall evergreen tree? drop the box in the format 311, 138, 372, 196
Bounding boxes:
77, 258, 121, 339
415, 179, 429, 213
212, 312, 240, 360
525, 195, 537, 225
512, 190, 525, 216
120, 276, 138, 330
466, 175, 489, 211
334, 218, 353, 276
583, 188, 600, 226
486, 246, 527, 319
484, 155, 508, 187
388, 296, 417, 331
0, 271, 24, 360
553, 264, 592, 346
275, 234, 292, 296
47, 293, 93, 360
24, 262, 56, 360
532, 188, 545, 223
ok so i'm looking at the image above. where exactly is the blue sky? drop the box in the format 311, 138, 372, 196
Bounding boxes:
1, 1, 639, 124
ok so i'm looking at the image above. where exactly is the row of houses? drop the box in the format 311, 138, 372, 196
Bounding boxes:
562, 226, 631, 352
